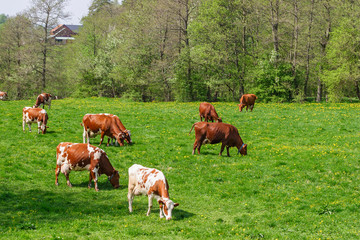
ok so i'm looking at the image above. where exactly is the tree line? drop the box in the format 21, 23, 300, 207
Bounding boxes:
0, 0, 360, 102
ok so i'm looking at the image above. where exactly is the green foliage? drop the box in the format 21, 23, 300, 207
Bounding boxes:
1, 99, 360, 239
322, 19, 360, 102
252, 52, 294, 102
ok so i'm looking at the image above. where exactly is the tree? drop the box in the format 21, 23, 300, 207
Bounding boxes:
28, 0, 69, 90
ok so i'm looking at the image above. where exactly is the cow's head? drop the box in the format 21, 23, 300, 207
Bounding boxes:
238, 103, 246, 112
118, 130, 132, 144
158, 199, 179, 220
39, 124, 49, 134
108, 170, 120, 188
238, 143, 247, 156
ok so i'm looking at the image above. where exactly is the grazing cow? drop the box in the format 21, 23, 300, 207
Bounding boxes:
55, 142, 120, 191
128, 164, 179, 220
108, 114, 132, 146
238, 94, 257, 112
0, 91, 8, 100
189, 122, 247, 156
82, 114, 130, 147
22, 107, 49, 134
199, 102, 222, 122
33, 93, 52, 109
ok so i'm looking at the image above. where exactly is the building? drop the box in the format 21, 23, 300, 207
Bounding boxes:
48, 24, 82, 45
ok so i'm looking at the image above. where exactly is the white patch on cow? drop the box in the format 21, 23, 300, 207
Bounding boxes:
87, 144, 95, 154
40, 109, 46, 114
94, 150, 101, 160
73, 163, 91, 171
93, 167, 99, 181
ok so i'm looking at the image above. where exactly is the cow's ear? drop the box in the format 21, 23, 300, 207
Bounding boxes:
174, 203, 179, 207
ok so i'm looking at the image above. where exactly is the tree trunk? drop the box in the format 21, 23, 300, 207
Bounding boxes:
304, 0, 315, 97
291, 0, 299, 97
355, 80, 360, 100
270, 0, 280, 55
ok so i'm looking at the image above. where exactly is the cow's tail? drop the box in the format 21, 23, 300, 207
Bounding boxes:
188, 123, 196, 135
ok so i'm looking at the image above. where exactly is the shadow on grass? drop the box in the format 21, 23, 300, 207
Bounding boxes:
68, 180, 127, 191
0, 187, 128, 230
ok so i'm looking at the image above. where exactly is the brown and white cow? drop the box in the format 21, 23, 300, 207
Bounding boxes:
33, 93, 52, 109
199, 102, 222, 122
0, 91, 8, 100
189, 122, 247, 156
82, 114, 131, 147
55, 142, 120, 191
238, 94, 257, 112
128, 164, 179, 220
22, 107, 49, 134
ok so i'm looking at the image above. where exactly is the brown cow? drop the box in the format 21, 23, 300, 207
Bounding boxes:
0, 91, 8, 100
33, 93, 52, 109
107, 114, 132, 146
22, 107, 49, 134
199, 102, 222, 122
82, 114, 129, 147
189, 122, 247, 156
238, 94, 257, 112
128, 164, 179, 220
55, 142, 120, 191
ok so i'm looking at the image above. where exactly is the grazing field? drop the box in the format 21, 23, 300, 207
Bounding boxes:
0, 98, 359, 239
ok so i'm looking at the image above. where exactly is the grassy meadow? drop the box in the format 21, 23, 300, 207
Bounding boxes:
0, 98, 359, 239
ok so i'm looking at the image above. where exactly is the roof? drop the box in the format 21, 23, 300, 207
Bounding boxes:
66, 25, 82, 33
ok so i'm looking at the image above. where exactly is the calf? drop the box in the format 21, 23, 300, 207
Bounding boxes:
55, 142, 120, 191
238, 94, 257, 112
199, 102, 222, 122
82, 114, 129, 147
22, 107, 49, 134
0, 91, 8, 100
127, 164, 179, 220
189, 122, 247, 156
33, 93, 52, 109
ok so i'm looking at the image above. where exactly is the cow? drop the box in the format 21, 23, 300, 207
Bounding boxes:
82, 113, 130, 147
127, 164, 179, 220
55, 142, 120, 191
238, 94, 257, 112
199, 102, 222, 122
33, 93, 52, 109
22, 107, 49, 134
0, 91, 8, 100
108, 114, 132, 146
189, 122, 247, 156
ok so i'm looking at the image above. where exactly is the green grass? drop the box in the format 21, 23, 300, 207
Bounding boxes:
0, 98, 359, 239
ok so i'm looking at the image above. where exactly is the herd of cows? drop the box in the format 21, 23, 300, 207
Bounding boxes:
3, 91, 258, 220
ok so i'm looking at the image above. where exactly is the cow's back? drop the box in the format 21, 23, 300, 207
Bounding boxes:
83, 114, 111, 131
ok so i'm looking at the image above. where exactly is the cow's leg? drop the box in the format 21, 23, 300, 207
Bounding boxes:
107, 138, 110, 147
159, 204, 165, 218
22, 119, 25, 132
83, 128, 87, 143
147, 194, 154, 216
28, 123, 32, 132
37, 121, 41, 134
219, 143, 226, 156
192, 140, 198, 155
48, 102, 51, 110
65, 172, 72, 187
226, 146, 230, 157
99, 132, 105, 146
88, 172, 92, 189
127, 177, 136, 213
251, 105, 254, 111
55, 165, 61, 186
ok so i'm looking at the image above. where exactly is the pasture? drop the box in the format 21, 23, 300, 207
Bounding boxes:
0, 98, 359, 239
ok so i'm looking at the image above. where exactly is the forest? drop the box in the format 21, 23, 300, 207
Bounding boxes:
0, 0, 360, 102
